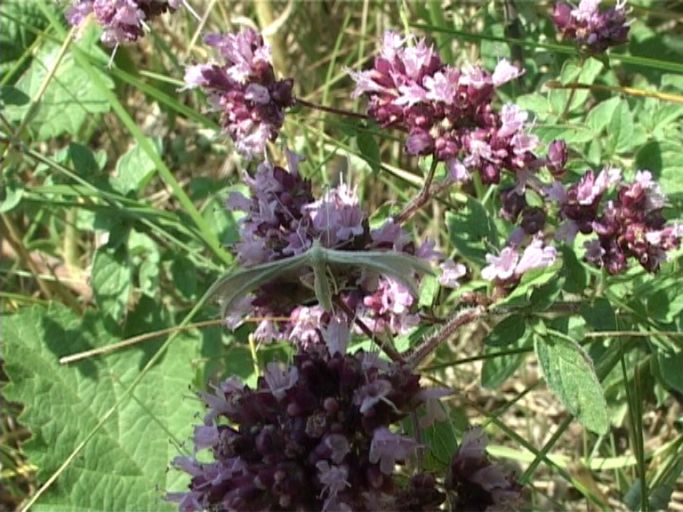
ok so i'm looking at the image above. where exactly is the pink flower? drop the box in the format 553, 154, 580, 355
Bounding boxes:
369, 427, 420, 475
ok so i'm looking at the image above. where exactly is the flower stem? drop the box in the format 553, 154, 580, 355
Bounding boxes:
395, 158, 439, 224
406, 306, 484, 369
334, 296, 402, 362
295, 98, 369, 121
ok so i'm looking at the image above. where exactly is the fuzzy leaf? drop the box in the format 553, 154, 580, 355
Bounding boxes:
534, 332, 610, 434
2, 304, 200, 510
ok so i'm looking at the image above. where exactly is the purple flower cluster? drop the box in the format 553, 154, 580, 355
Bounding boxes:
67, 0, 180, 46
446, 428, 523, 511
349, 32, 547, 185
168, 342, 449, 511
553, 0, 630, 53
226, 154, 445, 345
551, 169, 681, 274
184, 29, 294, 158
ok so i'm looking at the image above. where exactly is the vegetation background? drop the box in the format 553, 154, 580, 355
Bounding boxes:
1, 0, 683, 510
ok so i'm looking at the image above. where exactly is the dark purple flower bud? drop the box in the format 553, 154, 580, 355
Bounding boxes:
521, 207, 547, 234
446, 428, 523, 512
499, 187, 527, 222
169, 345, 447, 511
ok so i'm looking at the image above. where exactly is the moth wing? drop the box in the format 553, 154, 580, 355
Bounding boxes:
326, 248, 433, 297
208, 253, 310, 318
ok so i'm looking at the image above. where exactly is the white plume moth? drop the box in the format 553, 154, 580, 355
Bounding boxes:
208, 239, 433, 315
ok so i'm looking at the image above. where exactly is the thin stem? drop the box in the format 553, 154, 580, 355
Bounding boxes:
395, 158, 439, 224
295, 98, 369, 121
546, 80, 683, 106
333, 296, 402, 362
406, 306, 484, 369
58, 316, 292, 364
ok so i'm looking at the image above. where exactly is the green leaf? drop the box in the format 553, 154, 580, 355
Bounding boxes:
2, 304, 200, 510
446, 196, 498, 266
586, 97, 621, 135
111, 138, 162, 195
0, 0, 49, 80
534, 332, 610, 434
91, 246, 133, 321
657, 350, 683, 394
497, 262, 562, 308
486, 315, 526, 347
606, 100, 635, 155
3, 38, 113, 140
0, 178, 24, 213
171, 255, 197, 299
560, 245, 587, 294
356, 131, 381, 174
581, 298, 617, 332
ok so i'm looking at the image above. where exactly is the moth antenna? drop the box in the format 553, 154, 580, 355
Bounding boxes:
107, 44, 119, 69
181, 0, 203, 22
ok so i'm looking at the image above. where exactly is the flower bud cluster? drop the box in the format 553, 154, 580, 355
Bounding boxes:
184, 29, 294, 158
550, 169, 681, 274
446, 428, 523, 511
349, 31, 548, 185
67, 0, 180, 46
553, 0, 630, 54
226, 154, 443, 345
168, 342, 448, 511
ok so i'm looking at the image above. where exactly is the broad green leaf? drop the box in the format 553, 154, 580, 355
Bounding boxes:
534, 332, 610, 434
111, 138, 162, 195
2, 304, 200, 511
446, 196, 498, 266
516, 93, 552, 118
128, 231, 160, 298
486, 315, 526, 347
3, 37, 113, 140
534, 124, 594, 144
171, 255, 197, 299
91, 246, 133, 321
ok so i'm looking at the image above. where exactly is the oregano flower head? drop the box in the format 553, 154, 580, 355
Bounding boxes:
553, 0, 630, 53
67, 0, 181, 46
168, 340, 449, 511
349, 31, 552, 185
184, 29, 294, 158
550, 169, 681, 274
